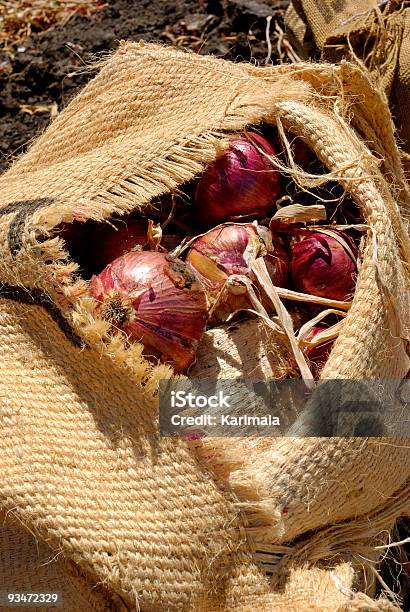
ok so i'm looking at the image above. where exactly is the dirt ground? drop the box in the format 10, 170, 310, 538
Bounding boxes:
0, 0, 291, 173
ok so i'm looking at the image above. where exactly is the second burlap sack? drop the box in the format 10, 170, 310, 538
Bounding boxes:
285, 0, 410, 155
0, 43, 409, 610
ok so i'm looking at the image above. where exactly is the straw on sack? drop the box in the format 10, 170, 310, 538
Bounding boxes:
0, 43, 409, 610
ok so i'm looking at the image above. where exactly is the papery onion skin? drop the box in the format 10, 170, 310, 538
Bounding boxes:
290, 230, 357, 302
186, 223, 289, 321
89, 251, 208, 373
194, 132, 281, 227
305, 325, 334, 376
186, 223, 288, 289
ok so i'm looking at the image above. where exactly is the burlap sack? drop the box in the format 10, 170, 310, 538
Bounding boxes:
0, 512, 120, 611
285, 0, 410, 154
0, 43, 409, 610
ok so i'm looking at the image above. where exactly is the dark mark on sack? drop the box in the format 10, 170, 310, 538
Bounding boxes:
0, 283, 83, 347
0, 197, 53, 256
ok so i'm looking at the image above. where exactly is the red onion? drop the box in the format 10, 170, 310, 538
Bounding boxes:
161, 234, 183, 252
90, 219, 148, 271
186, 223, 288, 321
88, 219, 182, 272
304, 325, 334, 375
289, 137, 315, 168
89, 251, 208, 373
194, 132, 281, 226
290, 230, 357, 301
58, 221, 87, 261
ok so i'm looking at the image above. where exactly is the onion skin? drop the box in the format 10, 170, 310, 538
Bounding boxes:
290, 230, 357, 302
194, 132, 281, 226
186, 223, 288, 321
305, 325, 334, 376
89, 251, 208, 373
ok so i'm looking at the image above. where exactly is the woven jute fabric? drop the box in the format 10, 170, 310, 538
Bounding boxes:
285, 0, 410, 153
0, 513, 117, 612
191, 318, 296, 380
0, 43, 409, 610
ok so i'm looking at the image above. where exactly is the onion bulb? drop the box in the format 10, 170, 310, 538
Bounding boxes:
90, 219, 148, 271
289, 137, 315, 168
304, 325, 334, 375
186, 223, 288, 321
89, 251, 208, 372
88, 219, 182, 272
194, 132, 280, 226
290, 230, 357, 302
